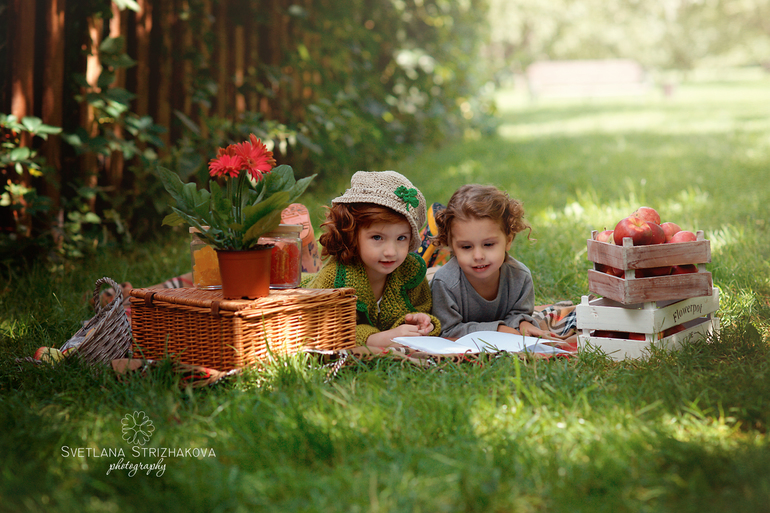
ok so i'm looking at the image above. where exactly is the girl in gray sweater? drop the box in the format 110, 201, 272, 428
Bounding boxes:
430, 184, 558, 340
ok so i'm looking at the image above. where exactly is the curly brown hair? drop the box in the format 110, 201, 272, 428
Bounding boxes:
433, 184, 531, 248
318, 203, 410, 265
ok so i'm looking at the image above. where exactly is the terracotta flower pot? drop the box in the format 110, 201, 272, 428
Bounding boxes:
216, 245, 273, 299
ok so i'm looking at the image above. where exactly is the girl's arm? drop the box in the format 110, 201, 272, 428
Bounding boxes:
498, 267, 560, 339
498, 320, 559, 339
366, 278, 440, 348
401, 278, 441, 334
499, 266, 538, 330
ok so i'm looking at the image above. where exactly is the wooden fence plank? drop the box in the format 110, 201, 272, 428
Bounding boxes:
108, 3, 128, 190
156, 0, 173, 147
41, 0, 66, 216
135, 0, 152, 117
80, 16, 102, 211
2, 0, 323, 238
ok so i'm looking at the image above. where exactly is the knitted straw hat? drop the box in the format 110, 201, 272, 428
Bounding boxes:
332, 171, 427, 252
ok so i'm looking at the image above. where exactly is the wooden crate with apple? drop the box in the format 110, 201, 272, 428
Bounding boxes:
587, 226, 712, 304
576, 289, 720, 361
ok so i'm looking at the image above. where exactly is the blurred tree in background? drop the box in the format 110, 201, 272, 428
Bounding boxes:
484, 0, 770, 75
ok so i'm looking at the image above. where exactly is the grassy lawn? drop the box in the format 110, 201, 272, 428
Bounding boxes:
2, 75, 770, 512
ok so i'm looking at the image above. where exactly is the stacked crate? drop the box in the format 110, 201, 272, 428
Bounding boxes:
577, 230, 720, 360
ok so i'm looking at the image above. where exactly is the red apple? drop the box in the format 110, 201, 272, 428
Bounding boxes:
660, 222, 681, 242
662, 324, 686, 338
632, 207, 661, 225
648, 222, 666, 245
592, 330, 626, 339
639, 266, 672, 277
593, 261, 625, 278
614, 216, 654, 246
596, 229, 614, 243
668, 230, 697, 243
671, 264, 698, 274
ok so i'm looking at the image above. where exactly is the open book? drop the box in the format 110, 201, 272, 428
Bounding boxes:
392, 330, 570, 355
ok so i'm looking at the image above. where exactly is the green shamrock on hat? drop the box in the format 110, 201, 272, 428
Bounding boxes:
394, 186, 419, 211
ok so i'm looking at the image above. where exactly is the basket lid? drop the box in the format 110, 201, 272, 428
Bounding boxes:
129, 286, 356, 313
264, 224, 302, 236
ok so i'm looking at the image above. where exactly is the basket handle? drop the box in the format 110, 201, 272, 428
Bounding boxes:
92, 276, 123, 315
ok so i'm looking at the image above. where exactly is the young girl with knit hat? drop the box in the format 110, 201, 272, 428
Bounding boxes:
430, 184, 569, 340
302, 171, 441, 349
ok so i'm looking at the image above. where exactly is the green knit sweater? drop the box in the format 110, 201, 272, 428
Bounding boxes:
301, 253, 441, 345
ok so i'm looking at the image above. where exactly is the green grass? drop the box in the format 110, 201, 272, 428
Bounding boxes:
2, 76, 770, 512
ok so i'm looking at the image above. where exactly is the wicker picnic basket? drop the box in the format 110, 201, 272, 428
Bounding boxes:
71, 277, 133, 364
129, 286, 357, 370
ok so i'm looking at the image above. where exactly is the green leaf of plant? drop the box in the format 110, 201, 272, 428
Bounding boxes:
83, 212, 102, 224
99, 36, 125, 55
104, 88, 136, 105
157, 166, 188, 205
286, 174, 317, 203
9, 147, 31, 161
170, 208, 212, 234
112, 0, 140, 11
97, 70, 116, 89
209, 181, 233, 226
36, 124, 62, 135
242, 209, 283, 247
263, 165, 295, 194
162, 212, 185, 226
21, 116, 42, 133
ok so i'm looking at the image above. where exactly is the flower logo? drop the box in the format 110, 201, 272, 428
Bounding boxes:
121, 411, 155, 446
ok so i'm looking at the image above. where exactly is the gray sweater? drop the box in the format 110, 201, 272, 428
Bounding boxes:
430, 256, 537, 338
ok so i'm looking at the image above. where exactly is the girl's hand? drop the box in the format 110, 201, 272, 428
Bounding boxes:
404, 313, 434, 335
499, 321, 560, 340
364, 324, 424, 350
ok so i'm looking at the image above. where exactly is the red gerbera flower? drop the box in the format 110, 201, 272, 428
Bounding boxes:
233, 134, 276, 181
208, 154, 243, 178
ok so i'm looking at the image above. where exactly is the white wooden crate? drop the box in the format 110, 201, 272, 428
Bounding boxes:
576, 289, 720, 361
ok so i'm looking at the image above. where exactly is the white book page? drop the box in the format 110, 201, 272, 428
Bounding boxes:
392, 331, 569, 355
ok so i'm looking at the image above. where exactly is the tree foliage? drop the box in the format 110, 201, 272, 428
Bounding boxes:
485, 0, 770, 72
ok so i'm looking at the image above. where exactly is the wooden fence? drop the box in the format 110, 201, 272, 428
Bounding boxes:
2, 0, 315, 231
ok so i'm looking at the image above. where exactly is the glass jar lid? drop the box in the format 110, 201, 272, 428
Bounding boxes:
264, 224, 302, 236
